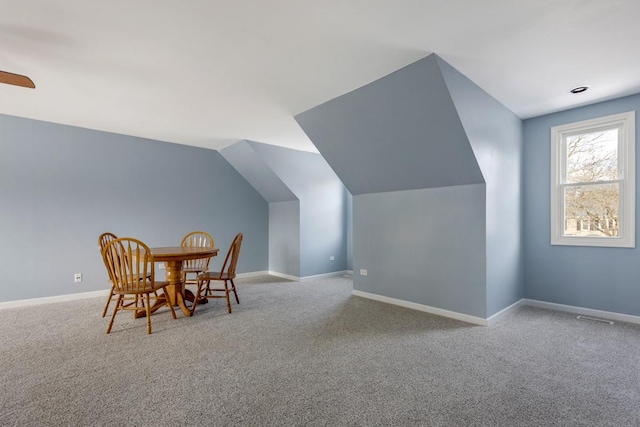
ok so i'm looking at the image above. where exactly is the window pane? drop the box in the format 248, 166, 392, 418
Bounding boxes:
566, 128, 618, 183
564, 183, 619, 237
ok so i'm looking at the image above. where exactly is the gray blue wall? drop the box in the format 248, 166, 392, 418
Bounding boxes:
296, 54, 494, 318
7, 52, 634, 320
219, 140, 301, 277
523, 94, 640, 316
346, 191, 353, 271
0, 114, 269, 302
268, 201, 300, 277
439, 57, 524, 317
354, 185, 487, 317
247, 141, 349, 277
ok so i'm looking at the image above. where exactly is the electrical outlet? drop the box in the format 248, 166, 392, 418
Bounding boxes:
329, 256, 335, 261
74, 273, 82, 283
360, 269, 367, 276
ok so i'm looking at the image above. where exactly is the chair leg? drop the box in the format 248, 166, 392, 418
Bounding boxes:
230, 279, 239, 304
224, 280, 232, 313
101, 286, 115, 317
133, 295, 140, 319
163, 287, 177, 319
190, 279, 203, 315
106, 295, 123, 334
145, 293, 152, 334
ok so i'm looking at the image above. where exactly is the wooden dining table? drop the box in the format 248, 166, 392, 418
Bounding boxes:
142, 246, 219, 317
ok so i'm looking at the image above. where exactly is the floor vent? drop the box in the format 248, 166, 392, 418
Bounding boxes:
576, 315, 614, 325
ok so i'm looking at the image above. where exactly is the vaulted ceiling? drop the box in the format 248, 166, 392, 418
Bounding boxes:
1, 0, 639, 152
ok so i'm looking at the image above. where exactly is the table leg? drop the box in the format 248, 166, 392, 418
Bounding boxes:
164, 260, 192, 317
138, 260, 192, 318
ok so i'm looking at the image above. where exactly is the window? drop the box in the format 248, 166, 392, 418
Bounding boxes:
551, 111, 635, 247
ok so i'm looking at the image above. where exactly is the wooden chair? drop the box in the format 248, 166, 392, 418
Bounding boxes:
99, 232, 154, 317
191, 233, 243, 315
180, 231, 215, 286
98, 232, 119, 317
101, 237, 176, 334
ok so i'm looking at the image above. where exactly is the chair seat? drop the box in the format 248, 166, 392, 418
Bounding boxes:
198, 271, 234, 281
113, 280, 169, 295
108, 273, 151, 283
183, 267, 204, 274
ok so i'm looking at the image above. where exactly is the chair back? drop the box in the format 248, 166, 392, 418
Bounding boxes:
220, 233, 243, 278
102, 238, 154, 293
180, 231, 215, 271
98, 232, 118, 253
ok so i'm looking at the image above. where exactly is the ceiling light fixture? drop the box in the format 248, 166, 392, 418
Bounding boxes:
570, 85, 590, 94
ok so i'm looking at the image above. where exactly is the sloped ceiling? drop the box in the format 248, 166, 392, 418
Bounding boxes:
1, 1, 640, 152
219, 140, 297, 203
437, 56, 523, 181
295, 54, 484, 195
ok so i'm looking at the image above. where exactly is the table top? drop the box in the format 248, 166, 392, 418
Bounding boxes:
149, 246, 219, 262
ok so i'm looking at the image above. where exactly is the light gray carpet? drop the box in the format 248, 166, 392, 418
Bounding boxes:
1, 275, 639, 426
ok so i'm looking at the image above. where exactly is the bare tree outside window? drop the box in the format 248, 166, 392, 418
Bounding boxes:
563, 129, 619, 237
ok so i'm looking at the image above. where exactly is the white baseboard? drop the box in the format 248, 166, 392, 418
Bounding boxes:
266, 270, 351, 282
486, 299, 525, 324
0, 289, 110, 310
235, 270, 270, 279
523, 298, 640, 325
352, 290, 487, 326
301, 270, 351, 281
267, 271, 300, 281
349, 292, 640, 327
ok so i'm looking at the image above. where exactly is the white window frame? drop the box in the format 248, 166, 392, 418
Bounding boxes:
550, 111, 635, 248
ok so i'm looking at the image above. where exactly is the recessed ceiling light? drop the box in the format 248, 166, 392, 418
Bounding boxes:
570, 85, 590, 94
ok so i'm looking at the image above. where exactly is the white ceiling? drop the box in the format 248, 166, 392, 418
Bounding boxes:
1, 0, 640, 153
